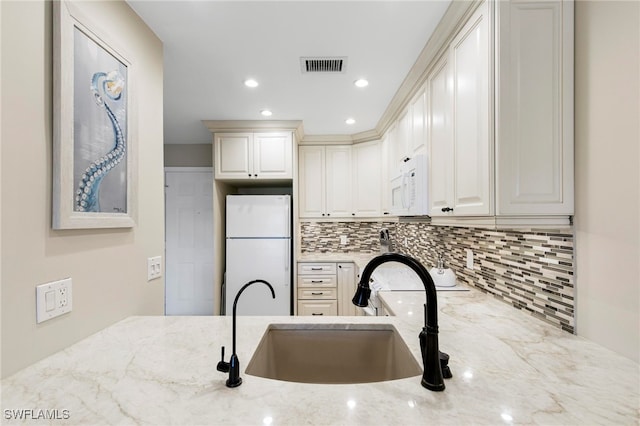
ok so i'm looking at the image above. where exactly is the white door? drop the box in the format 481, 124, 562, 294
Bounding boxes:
165, 169, 214, 315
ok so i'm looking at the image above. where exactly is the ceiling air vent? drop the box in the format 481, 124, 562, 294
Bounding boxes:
301, 57, 347, 73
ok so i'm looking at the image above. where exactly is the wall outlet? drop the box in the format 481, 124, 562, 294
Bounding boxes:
36, 278, 73, 324
466, 249, 474, 270
340, 235, 348, 245
147, 256, 162, 281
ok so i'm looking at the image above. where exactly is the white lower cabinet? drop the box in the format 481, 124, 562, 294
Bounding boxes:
297, 300, 338, 317
337, 262, 358, 316
296, 261, 357, 316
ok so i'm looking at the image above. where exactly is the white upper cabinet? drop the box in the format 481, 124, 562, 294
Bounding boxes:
352, 140, 382, 217
299, 145, 352, 218
298, 146, 325, 218
449, 0, 492, 216
495, 0, 574, 216
214, 132, 292, 180
428, 55, 455, 217
214, 133, 252, 179
325, 146, 353, 217
253, 132, 293, 178
410, 88, 427, 156
299, 142, 384, 219
391, 89, 429, 175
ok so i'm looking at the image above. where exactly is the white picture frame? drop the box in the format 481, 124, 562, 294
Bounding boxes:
53, 0, 137, 229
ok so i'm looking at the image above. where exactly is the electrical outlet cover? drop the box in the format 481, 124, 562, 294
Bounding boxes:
36, 278, 72, 323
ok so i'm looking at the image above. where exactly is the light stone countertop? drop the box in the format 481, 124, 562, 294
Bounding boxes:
2, 287, 638, 425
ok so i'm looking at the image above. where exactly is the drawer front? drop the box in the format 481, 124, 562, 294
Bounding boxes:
297, 300, 338, 316
297, 275, 336, 287
297, 287, 337, 300
297, 262, 337, 275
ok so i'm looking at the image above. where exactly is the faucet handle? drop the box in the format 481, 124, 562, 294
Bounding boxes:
216, 346, 230, 373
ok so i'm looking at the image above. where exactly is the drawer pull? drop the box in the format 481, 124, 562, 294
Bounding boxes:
311, 292, 323, 295
311, 280, 323, 283
310, 267, 323, 271
312, 313, 324, 316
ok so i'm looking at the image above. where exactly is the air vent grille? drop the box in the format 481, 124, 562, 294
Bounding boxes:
301, 57, 347, 73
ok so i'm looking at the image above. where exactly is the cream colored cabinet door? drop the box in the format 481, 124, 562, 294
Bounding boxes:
325, 146, 352, 218
392, 110, 411, 172
337, 263, 358, 316
379, 134, 392, 216
253, 132, 292, 179
352, 141, 382, 217
450, 0, 492, 216
428, 55, 455, 217
298, 146, 326, 218
410, 88, 427, 156
214, 133, 253, 179
496, 0, 574, 216
297, 300, 338, 316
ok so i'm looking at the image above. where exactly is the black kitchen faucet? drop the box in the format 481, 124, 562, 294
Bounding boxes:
352, 252, 452, 391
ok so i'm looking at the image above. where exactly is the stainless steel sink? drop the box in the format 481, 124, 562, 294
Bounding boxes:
245, 323, 422, 384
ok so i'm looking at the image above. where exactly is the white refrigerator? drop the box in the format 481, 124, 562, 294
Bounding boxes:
225, 195, 291, 316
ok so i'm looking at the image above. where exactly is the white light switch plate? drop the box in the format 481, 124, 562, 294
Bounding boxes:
147, 256, 162, 281
36, 278, 72, 323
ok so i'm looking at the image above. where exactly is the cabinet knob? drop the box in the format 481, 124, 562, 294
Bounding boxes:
254, 174, 258, 177
403, 157, 410, 163
383, 212, 389, 215
248, 173, 251, 177
441, 207, 454, 212
322, 213, 325, 216
327, 213, 330, 217
351, 213, 355, 216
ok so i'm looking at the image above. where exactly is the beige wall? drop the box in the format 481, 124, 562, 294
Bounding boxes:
574, 0, 640, 362
1, 0, 165, 377
164, 144, 213, 167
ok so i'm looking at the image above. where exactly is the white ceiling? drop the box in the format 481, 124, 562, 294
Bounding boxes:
127, 1, 451, 144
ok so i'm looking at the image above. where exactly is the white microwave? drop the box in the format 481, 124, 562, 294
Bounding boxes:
390, 155, 429, 216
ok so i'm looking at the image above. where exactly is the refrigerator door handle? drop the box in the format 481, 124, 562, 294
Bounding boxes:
285, 200, 291, 238
284, 239, 290, 277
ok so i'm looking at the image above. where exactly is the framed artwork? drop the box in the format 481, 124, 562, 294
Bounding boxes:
53, 0, 137, 229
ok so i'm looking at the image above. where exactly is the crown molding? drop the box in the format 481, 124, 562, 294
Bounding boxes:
202, 120, 304, 135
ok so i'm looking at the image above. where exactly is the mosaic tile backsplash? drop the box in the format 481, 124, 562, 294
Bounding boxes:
300, 221, 575, 333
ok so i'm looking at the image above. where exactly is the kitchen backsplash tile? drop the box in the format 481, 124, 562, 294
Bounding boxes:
300, 221, 575, 333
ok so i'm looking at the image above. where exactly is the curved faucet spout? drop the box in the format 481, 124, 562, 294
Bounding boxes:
222, 279, 275, 388
352, 252, 448, 391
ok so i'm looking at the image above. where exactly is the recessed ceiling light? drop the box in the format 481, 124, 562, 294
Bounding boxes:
261, 109, 272, 117
354, 79, 369, 88
345, 118, 356, 125
244, 79, 259, 88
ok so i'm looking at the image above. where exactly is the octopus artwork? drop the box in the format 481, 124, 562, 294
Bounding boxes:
74, 70, 126, 213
